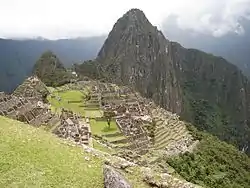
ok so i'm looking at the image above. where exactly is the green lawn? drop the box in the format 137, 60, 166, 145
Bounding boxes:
0, 116, 104, 188
90, 119, 126, 144
47, 90, 85, 115
48, 89, 103, 118
90, 119, 120, 136
84, 110, 103, 118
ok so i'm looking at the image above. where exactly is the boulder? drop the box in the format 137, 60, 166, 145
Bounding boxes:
103, 165, 131, 188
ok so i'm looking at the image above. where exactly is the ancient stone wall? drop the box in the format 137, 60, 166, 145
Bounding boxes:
53, 110, 91, 145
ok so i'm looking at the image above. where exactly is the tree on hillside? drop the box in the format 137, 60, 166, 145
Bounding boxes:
103, 110, 116, 129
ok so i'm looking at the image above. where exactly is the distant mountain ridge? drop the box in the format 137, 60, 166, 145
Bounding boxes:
0, 36, 105, 92
76, 9, 250, 155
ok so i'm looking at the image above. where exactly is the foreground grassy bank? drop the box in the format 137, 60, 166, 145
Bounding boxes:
0, 116, 104, 188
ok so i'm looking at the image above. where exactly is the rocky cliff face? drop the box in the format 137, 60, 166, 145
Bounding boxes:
76, 9, 250, 154
168, 42, 250, 153
96, 9, 183, 114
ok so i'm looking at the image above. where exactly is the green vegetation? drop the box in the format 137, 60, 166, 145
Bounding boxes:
0, 116, 104, 188
103, 110, 116, 128
74, 60, 101, 80
84, 110, 103, 118
48, 89, 103, 118
103, 135, 126, 143
182, 88, 250, 154
90, 119, 120, 136
119, 166, 150, 188
180, 51, 250, 155
33, 51, 71, 87
167, 127, 250, 188
47, 90, 85, 115
90, 119, 126, 144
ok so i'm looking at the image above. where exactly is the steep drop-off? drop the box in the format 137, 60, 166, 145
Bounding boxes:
169, 42, 250, 153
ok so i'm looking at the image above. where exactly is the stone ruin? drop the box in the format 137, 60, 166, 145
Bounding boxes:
151, 107, 197, 156
83, 92, 101, 110
96, 81, 196, 156
0, 92, 59, 127
16, 103, 60, 127
0, 92, 32, 119
116, 116, 150, 154
96, 83, 151, 154
53, 109, 91, 145
0, 76, 62, 128
103, 165, 131, 188
13, 76, 49, 102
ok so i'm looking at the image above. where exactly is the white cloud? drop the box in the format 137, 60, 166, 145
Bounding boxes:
0, 0, 249, 39
172, 0, 250, 37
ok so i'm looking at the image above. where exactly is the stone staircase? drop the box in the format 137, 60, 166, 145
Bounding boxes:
151, 108, 197, 156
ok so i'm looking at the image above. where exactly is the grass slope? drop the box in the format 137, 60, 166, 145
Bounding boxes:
48, 90, 85, 115
0, 116, 104, 188
90, 119, 126, 142
90, 119, 120, 136
48, 89, 103, 118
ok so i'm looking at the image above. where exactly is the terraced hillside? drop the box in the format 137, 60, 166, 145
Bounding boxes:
151, 108, 197, 155
47, 81, 197, 157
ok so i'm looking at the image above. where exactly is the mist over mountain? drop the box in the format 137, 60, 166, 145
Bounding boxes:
163, 15, 250, 76
0, 36, 105, 92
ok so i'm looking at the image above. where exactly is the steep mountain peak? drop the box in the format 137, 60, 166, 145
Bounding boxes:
36, 50, 64, 68
96, 9, 182, 114
121, 8, 149, 24
110, 8, 156, 37
125, 8, 144, 15
32, 51, 70, 87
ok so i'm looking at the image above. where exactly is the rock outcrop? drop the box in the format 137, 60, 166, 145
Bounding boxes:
103, 165, 131, 188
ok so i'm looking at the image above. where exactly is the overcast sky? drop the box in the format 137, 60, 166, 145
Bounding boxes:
0, 0, 250, 39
